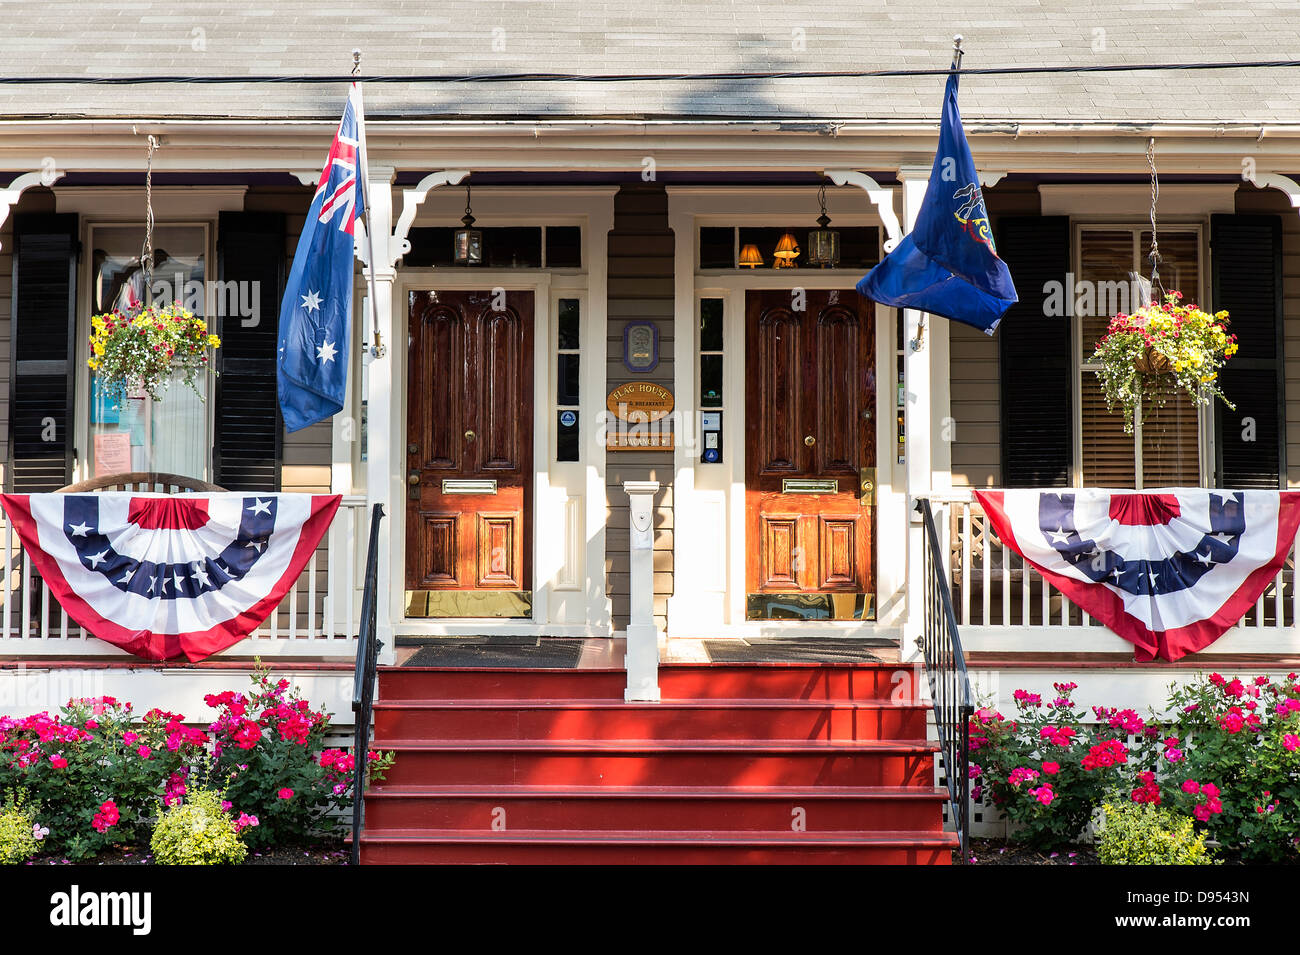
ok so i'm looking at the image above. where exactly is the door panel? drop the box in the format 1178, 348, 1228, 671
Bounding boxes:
406, 290, 533, 614
745, 289, 875, 620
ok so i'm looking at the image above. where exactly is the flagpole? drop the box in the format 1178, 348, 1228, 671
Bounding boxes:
911, 35, 964, 353
352, 49, 386, 359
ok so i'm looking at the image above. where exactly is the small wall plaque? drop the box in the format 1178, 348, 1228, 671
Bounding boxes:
622, 322, 659, 373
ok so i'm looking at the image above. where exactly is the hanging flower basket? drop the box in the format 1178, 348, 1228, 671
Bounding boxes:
1091, 290, 1237, 435
88, 302, 221, 402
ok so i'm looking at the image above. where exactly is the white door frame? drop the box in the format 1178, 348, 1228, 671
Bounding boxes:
381, 187, 615, 637
665, 186, 905, 638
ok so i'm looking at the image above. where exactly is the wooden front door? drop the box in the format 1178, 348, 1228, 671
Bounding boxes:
745, 289, 876, 620
405, 289, 533, 617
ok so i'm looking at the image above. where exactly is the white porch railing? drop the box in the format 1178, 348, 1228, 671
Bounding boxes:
920, 491, 1300, 654
0, 495, 370, 658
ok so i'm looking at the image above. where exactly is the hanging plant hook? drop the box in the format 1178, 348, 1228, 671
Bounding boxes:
1146, 137, 1165, 299
139, 132, 160, 306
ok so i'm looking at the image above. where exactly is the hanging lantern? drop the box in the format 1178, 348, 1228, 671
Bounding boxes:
806, 181, 841, 268
739, 243, 764, 268
453, 179, 483, 266
772, 232, 800, 269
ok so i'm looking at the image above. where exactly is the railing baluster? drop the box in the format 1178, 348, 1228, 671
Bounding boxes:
346, 506, 356, 636
981, 513, 990, 627
960, 503, 971, 626
21, 551, 30, 642
3, 520, 11, 641
1275, 566, 1285, 629
287, 579, 298, 640
308, 552, 318, 638
1000, 538, 1010, 627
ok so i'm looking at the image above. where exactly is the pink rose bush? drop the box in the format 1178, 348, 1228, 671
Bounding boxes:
0, 667, 391, 860
975, 672, 1300, 859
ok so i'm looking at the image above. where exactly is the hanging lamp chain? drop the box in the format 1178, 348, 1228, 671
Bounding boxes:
140, 133, 159, 303
1146, 136, 1164, 296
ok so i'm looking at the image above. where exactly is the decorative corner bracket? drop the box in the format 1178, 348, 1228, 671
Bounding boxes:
977, 170, 1007, 189
389, 169, 470, 268
0, 169, 65, 252
823, 169, 903, 253
1256, 173, 1300, 216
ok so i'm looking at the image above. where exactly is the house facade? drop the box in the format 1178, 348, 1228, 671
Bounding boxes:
1, 3, 1299, 732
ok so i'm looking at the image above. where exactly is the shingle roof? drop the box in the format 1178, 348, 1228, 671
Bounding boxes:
2, 0, 1299, 124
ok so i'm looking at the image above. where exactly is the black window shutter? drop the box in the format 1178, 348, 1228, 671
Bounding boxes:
215, 211, 285, 491
1212, 213, 1284, 489
997, 215, 1072, 487
10, 213, 78, 492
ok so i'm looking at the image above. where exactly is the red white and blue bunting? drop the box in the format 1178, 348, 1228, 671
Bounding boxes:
973, 489, 1300, 662
0, 493, 340, 662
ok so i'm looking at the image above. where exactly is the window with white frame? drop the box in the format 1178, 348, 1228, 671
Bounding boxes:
86, 223, 211, 480
1076, 226, 1203, 488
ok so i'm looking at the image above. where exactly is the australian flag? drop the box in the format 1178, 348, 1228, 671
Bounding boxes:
277, 83, 367, 432
858, 73, 1017, 334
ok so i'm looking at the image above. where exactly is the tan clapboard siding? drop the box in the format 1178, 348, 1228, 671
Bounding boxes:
1234, 185, 1300, 488
949, 183, 1043, 487
606, 183, 675, 631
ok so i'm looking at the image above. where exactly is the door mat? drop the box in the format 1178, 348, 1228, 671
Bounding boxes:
401, 637, 585, 668
702, 638, 890, 664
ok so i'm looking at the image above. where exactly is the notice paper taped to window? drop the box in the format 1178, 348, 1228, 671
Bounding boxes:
94, 431, 132, 476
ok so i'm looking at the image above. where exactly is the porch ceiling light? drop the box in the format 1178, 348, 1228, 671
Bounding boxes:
772, 231, 800, 268
453, 179, 483, 266
739, 243, 764, 268
806, 180, 841, 268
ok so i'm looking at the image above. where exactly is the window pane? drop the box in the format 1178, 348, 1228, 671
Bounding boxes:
557, 298, 580, 349
93, 225, 204, 314
1141, 390, 1199, 487
1079, 230, 1135, 362
483, 227, 542, 268
557, 353, 580, 406
1140, 231, 1199, 306
699, 227, 734, 269
556, 410, 579, 461
546, 226, 582, 268
700, 298, 724, 352
701, 355, 723, 407
1081, 371, 1135, 486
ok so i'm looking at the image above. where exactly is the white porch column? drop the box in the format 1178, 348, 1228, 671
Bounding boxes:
900, 165, 934, 663
361, 164, 398, 662
624, 480, 662, 702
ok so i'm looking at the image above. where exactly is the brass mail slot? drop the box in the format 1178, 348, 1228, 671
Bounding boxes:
782, 479, 838, 495
441, 479, 497, 495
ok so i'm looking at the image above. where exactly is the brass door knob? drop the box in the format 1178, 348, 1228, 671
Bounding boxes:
465, 430, 476, 443
407, 471, 420, 486
804, 435, 816, 447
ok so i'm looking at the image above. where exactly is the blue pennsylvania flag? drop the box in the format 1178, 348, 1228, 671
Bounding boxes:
277, 83, 366, 432
858, 73, 1017, 334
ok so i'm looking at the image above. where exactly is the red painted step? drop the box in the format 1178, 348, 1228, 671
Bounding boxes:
358, 828, 957, 865
360, 661, 951, 865
379, 663, 909, 703
372, 699, 927, 742
362, 784, 949, 833
378, 739, 937, 788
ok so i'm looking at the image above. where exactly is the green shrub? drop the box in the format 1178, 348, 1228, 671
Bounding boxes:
0, 790, 41, 864
150, 788, 247, 865
1098, 801, 1215, 865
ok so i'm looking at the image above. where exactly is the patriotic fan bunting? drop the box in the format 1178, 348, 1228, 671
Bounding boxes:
0, 493, 341, 662
973, 489, 1300, 662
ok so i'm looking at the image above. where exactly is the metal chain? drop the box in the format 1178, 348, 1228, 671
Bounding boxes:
139, 133, 159, 302
1146, 137, 1164, 295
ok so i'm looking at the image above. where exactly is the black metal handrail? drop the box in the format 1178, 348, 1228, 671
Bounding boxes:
350, 502, 385, 866
916, 497, 976, 864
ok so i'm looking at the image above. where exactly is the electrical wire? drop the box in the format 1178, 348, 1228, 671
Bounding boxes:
0, 59, 1298, 86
